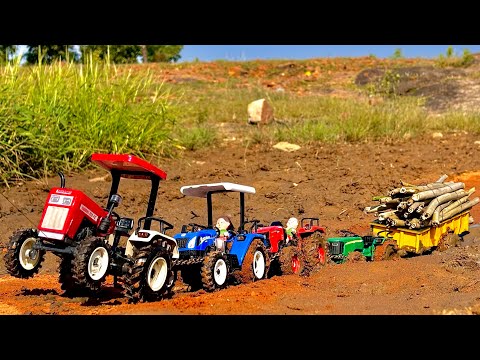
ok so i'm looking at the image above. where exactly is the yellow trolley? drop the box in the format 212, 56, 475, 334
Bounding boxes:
370, 210, 470, 255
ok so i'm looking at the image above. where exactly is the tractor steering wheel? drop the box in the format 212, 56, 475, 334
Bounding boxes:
188, 223, 207, 232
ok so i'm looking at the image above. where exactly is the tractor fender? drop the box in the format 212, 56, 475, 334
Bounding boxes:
126, 230, 179, 259
229, 234, 267, 266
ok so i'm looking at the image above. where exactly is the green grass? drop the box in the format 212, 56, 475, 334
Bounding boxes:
2, 57, 480, 185
0, 57, 218, 185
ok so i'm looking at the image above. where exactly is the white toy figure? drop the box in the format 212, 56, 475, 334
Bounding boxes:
285, 217, 299, 243
215, 215, 234, 251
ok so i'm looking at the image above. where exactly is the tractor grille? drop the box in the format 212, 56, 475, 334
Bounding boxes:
176, 238, 188, 249
328, 241, 344, 255
41, 206, 69, 230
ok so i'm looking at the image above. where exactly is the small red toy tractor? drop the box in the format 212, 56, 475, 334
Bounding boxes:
253, 216, 327, 276
3, 154, 178, 301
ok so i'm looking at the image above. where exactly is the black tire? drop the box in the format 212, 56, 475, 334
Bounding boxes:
123, 244, 172, 303
71, 235, 111, 293
201, 251, 229, 292
178, 264, 203, 291
58, 254, 87, 297
236, 239, 270, 284
4, 228, 45, 279
300, 231, 327, 276
278, 246, 304, 275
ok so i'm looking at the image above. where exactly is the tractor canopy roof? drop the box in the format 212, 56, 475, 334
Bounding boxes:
180, 182, 256, 198
91, 153, 167, 180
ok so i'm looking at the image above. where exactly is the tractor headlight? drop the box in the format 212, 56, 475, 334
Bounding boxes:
187, 236, 197, 249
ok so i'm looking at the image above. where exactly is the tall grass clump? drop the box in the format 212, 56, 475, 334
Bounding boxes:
0, 55, 177, 185
265, 95, 428, 144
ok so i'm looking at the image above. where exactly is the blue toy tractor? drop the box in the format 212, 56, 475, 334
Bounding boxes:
173, 182, 270, 292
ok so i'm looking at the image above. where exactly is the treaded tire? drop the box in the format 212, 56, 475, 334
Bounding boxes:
236, 239, 270, 284
58, 254, 88, 297
71, 235, 111, 294
4, 228, 45, 279
123, 244, 172, 303
201, 251, 228, 292
278, 246, 303, 275
300, 231, 327, 276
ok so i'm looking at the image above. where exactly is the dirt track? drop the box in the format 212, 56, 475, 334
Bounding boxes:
2, 132, 480, 315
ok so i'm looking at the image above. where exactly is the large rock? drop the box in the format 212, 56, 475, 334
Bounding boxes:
247, 98, 274, 124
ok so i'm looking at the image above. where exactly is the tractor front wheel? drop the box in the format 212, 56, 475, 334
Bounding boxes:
72, 236, 111, 293
201, 251, 229, 291
278, 246, 304, 275
4, 229, 45, 279
123, 244, 172, 303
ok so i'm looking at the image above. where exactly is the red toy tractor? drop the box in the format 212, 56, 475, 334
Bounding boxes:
3, 153, 178, 300
252, 217, 327, 276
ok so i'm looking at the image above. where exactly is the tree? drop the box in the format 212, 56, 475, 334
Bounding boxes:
80, 45, 141, 64
24, 45, 79, 64
0, 45, 17, 63
146, 45, 183, 62
391, 48, 403, 59
80, 45, 183, 64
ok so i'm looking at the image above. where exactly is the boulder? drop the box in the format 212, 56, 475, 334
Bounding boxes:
247, 98, 274, 124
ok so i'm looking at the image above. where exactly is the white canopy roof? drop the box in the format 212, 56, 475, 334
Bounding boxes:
180, 182, 256, 198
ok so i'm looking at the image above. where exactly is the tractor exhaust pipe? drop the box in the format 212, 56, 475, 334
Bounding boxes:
58, 172, 65, 188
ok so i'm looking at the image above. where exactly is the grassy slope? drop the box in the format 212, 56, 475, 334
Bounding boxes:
2, 55, 480, 184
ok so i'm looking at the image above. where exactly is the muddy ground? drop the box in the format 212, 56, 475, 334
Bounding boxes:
2, 132, 480, 315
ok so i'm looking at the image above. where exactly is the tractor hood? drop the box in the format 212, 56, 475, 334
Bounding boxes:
174, 229, 217, 250
327, 236, 363, 243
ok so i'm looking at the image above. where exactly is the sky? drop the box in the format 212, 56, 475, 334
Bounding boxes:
15, 45, 480, 62
179, 45, 480, 62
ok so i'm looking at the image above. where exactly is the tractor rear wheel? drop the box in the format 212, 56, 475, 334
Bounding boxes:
4, 229, 45, 279
300, 231, 327, 276
201, 251, 228, 292
373, 240, 398, 261
123, 244, 173, 303
72, 236, 111, 293
278, 246, 304, 275
235, 239, 270, 284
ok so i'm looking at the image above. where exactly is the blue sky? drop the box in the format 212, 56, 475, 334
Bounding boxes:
15, 45, 480, 62
179, 45, 480, 62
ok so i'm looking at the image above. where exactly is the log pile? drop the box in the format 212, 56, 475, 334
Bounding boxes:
364, 174, 479, 229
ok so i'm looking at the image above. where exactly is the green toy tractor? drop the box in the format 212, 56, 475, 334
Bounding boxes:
326, 230, 398, 263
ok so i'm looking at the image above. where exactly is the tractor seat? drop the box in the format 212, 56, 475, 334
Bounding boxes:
270, 221, 283, 227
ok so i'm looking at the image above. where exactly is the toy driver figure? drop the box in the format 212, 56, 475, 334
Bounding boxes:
215, 215, 235, 251
285, 217, 299, 243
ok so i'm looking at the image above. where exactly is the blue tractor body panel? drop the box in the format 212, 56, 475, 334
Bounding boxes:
174, 229, 217, 255
228, 233, 267, 267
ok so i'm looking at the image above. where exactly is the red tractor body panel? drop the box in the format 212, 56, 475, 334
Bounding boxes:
254, 225, 285, 253
91, 153, 167, 180
37, 187, 110, 241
